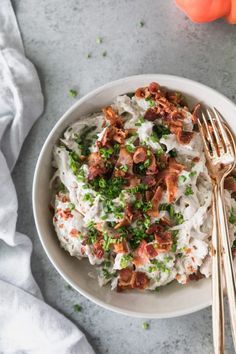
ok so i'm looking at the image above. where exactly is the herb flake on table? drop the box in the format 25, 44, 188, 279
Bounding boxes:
73, 304, 82, 312
96, 36, 103, 44
68, 89, 78, 98
142, 322, 149, 330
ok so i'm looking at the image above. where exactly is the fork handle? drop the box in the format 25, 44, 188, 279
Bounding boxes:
217, 181, 236, 351
212, 184, 225, 354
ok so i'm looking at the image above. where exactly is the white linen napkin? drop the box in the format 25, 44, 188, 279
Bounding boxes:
0, 1, 95, 353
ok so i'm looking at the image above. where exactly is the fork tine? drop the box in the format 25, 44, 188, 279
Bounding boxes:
200, 111, 218, 156
213, 108, 234, 155
198, 118, 211, 155
206, 109, 224, 155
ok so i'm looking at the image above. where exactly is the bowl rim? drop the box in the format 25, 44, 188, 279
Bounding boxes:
33, 74, 236, 318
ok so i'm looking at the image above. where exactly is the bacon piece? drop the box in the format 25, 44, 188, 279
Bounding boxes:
146, 244, 158, 258
102, 106, 123, 127
146, 152, 157, 175
225, 176, 236, 192
100, 126, 128, 147
133, 240, 149, 266
133, 146, 147, 164
118, 269, 149, 290
126, 176, 141, 188
135, 87, 146, 99
59, 208, 73, 220
131, 271, 149, 289
113, 240, 128, 254
154, 231, 173, 252
87, 152, 107, 180
114, 204, 134, 230
118, 268, 133, 289
69, 229, 80, 237
189, 271, 205, 281
93, 242, 104, 259
147, 186, 163, 217
145, 190, 153, 201
168, 158, 185, 173
142, 175, 156, 187
146, 223, 163, 235
192, 156, 200, 163
177, 130, 194, 145
165, 173, 178, 203
144, 108, 159, 121
113, 128, 128, 144
116, 147, 133, 174
149, 82, 160, 93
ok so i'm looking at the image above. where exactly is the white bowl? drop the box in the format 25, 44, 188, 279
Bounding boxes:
33, 74, 236, 318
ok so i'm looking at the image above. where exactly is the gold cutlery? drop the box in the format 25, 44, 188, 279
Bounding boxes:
198, 108, 236, 354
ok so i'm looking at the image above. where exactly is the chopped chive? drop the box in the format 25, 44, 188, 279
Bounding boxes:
142, 322, 149, 330
86, 53, 92, 59
69, 89, 77, 98
189, 170, 197, 178
65, 284, 73, 290
185, 185, 194, 196
139, 21, 145, 27
96, 36, 102, 44
102, 51, 107, 57
73, 304, 82, 312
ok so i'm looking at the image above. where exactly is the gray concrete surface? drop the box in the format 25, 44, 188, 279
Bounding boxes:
11, 0, 236, 353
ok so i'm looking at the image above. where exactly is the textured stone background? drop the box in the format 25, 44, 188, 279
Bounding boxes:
12, 0, 236, 353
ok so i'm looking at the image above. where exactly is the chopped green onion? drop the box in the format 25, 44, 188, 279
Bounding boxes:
69, 89, 77, 98
185, 185, 194, 196
96, 36, 102, 44
73, 304, 82, 312
142, 322, 149, 330
189, 170, 197, 178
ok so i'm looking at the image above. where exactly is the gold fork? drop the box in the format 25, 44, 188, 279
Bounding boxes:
197, 108, 236, 354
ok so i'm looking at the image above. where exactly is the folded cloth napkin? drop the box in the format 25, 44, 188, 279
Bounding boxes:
0, 1, 95, 353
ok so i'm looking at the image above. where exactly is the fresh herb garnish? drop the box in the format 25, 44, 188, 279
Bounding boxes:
142, 322, 149, 330
152, 124, 170, 139
178, 175, 187, 184
125, 144, 135, 153
169, 149, 177, 158
189, 170, 197, 178
69, 89, 77, 98
139, 21, 145, 27
90, 177, 124, 200
185, 185, 194, 196
73, 304, 82, 312
86, 221, 98, 245
120, 255, 133, 269
135, 117, 145, 127
83, 193, 94, 205
171, 230, 179, 252
69, 151, 80, 174
229, 208, 236, 224
159, 204, 184, 225
99, 147, 114, 160
96, 36, 102, 44
69, 203, 75, 211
